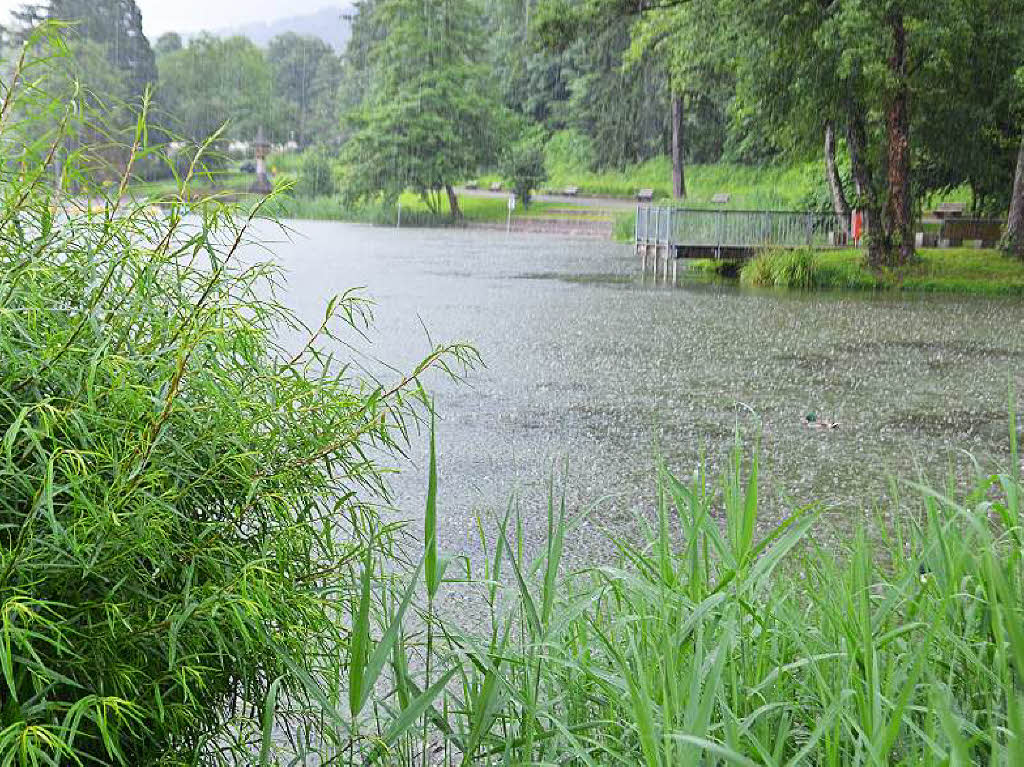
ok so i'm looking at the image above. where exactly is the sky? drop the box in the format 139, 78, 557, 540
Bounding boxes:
0, 1, 346, 38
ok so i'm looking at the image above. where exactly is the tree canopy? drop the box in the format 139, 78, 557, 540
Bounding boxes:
338, 0, 504, 217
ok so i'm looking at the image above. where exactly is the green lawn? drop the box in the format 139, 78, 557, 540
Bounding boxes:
693, 246, 1024, 295
817, 247, 1024, 293
130, 171, 255, 199
477, 158, 826, 208
477, 154, 975, 211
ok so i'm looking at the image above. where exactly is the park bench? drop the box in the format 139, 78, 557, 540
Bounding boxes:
636, 188, 654, 202
933, 202, 966, 220
563, 185, 579, 196
490, 181, 502, 192
711, 193, 731, 205
939, 218, 1003, 247
465, 180, 478, 189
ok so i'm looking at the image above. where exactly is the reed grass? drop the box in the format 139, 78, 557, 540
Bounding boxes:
329, 421, 1024, 766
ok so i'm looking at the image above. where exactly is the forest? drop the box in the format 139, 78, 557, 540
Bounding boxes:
2, 0, 1023, 265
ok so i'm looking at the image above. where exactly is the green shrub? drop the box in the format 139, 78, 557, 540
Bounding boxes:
741, 247, 817, 288
544, 128, 597, 177
0, 31, 474, 765
502, 124, 547, 209
296, 144, 337, 198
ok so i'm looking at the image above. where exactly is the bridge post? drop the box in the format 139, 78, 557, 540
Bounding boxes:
663, 206, 671, 257
716, 210, 725, 259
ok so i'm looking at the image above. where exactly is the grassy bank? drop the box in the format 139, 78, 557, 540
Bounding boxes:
268, 190, 573, 226
479, 157, 826, 208
688, 247, 1024, 295
482, 154, 973, 210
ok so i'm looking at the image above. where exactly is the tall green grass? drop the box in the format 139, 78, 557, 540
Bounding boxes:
0, 28, 476, 765
326, 422, 1024, 766
737, 247, 1024, 293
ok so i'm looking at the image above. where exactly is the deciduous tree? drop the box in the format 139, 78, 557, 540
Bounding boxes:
339, 0, 502, 219
267, 33, 342, 147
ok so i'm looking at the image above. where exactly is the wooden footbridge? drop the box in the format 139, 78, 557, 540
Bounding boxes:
635, 206, 849, 262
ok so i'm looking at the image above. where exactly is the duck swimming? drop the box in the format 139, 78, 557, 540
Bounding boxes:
804, 412, 840, 430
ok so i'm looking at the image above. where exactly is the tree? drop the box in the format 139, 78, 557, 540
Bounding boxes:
502, 123, 547, 208
5, 1, 155, 103
720, 0, 1018, 267
1005, 68, 1024, 258
154, 31, 182, 55
339, 0, 502, 219
628, 0, 732, 199
824, 122, 851, 236
156, 35, 283, 143
1005, 136, 1024, 258
306, 53, 345, 146
267, 33, 342, 147
53, 0, 155, 99
298, 144, 337, 197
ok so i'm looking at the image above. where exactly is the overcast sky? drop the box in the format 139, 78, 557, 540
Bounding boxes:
0, 1, 346, 38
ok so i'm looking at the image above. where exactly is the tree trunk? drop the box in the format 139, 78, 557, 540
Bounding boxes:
1003, 134, 1024, 259
883, 9, 914, 266
824, 121, 850, 237
445, 184, 462, 220
672, 94, 686, 199
845, 106, 884, 265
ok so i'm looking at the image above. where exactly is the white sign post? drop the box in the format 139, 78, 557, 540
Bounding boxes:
507, 193, 516, 233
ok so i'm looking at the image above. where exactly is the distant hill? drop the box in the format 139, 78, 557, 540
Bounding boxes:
196, 6, 355, 52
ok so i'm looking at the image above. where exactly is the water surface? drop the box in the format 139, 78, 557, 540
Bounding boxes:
259, 221, 1024, 564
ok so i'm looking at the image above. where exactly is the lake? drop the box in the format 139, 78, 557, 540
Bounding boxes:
258, 220, 1024, 567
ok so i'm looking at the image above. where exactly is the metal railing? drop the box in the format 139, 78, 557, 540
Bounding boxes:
636, 206, 849, 250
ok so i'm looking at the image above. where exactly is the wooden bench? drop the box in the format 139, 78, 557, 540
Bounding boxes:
465, 180, 478, 190
489, 181, 502, 192
939, 218, 1003, 247
636, 188, 654, 202
933, 202, 966, 220
711, 193, 731, 205
563, 185, 579, 196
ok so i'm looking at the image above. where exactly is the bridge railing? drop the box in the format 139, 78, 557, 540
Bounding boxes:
635, 206, 674, 245
636, 206, 849, 250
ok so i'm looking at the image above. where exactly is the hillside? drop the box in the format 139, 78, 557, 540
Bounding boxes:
199, 5, 354, 51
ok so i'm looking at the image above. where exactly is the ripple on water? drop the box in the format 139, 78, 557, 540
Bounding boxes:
256, 221, 1024, 572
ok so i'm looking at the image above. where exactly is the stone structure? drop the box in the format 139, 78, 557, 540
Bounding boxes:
249, 127, 272, 195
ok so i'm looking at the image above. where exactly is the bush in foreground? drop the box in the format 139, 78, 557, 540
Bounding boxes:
0, 30, 473, 765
